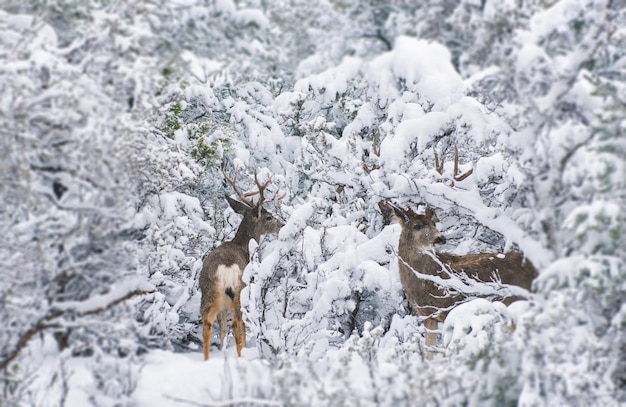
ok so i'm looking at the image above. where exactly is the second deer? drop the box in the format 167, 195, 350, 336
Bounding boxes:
378, 201, 537, 360
199, 168, 284, 360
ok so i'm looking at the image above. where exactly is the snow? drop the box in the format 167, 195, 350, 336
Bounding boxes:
443, 298, 514, 357
563, 201, 620, 236
53, 278, 155, 315
180, 50, 222, 82
294, 56, 362, 105
3, 1, 624, 405
131, 350, 276, 406
369, 37, 463, 109
515, 43, 550, 73
236, 8, 270, 28
475, 152, 506, 183
342, 102, 377, 138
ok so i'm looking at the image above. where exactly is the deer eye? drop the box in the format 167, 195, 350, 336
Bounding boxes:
412, 224, 422, 231
265, 215, 273, 221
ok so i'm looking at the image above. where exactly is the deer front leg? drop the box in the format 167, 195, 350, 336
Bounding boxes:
424, 317, 439, 361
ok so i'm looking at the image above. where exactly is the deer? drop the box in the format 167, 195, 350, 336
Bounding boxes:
199, 168, 284, 360
378, 200, 537, 360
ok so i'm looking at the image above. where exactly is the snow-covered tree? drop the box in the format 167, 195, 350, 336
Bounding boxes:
1, 0, 624, 405
0, 6, 158, 403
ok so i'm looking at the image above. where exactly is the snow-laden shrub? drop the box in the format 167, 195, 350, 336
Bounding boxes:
242, 199, 404, 360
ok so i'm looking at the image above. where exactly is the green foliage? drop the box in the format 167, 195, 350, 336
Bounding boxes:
563, 202, 622, 256
187, 121, 233, 168
162, 101, 183, 138
160, 99, 234, 167
1, 362, 20, 403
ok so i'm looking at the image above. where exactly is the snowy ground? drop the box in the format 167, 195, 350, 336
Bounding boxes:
5, 331, 232, 406
63, 342, 278, 406
132, 348, 270, 406
20, 289, 626, 407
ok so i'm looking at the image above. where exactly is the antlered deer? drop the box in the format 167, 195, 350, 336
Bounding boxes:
378, 201, 537, 360
200, 168, 283, 360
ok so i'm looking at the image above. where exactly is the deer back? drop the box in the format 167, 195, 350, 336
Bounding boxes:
438, 251, 536, 293
199, 241, 248, 317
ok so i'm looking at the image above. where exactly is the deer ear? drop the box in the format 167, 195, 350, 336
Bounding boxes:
425, 207, 439, 222
226, 195, 251, 215
378, 201, 407, 225
392, 206, 409, 224
378, 202, 392, 223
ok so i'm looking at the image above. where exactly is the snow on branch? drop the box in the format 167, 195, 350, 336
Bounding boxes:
50, 278, 156, 316
420, 182, 554, 269
396, 248, 533, 301
0, 278, 155, 371
164, 395, 282, 406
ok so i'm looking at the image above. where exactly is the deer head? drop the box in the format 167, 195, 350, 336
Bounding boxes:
378, 202, 447, 249
223, 167, 284, 244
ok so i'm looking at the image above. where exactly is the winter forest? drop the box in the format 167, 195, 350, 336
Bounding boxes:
1, 0, 625, 405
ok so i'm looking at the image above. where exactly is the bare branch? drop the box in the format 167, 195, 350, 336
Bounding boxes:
163, 395, 282, 407
0, 284, 154, 371
0, 311, 62, 371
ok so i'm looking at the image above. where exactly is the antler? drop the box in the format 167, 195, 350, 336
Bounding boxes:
453, 145, 473, 182
362, 140, 381, 174
433, 145, 473, 185
434, 150, 444, 176
253, 168, 272, 208
223, 166, 259, 208
253, 168, 288, 217
223, 166, 285, 215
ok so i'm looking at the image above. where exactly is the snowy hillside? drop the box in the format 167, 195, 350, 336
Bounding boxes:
1, 1, 624, 406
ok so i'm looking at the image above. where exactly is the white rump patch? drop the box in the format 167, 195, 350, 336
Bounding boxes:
216, 264, 242, 293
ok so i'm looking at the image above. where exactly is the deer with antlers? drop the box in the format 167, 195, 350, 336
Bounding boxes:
378, 148, 537, 360
199, 168, 284, 360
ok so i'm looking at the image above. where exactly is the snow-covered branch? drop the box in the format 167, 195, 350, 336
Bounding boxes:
50, 278, 156, 316
164, 395, 282, 407
396, 248, 533, 300
0, 279, 155, 371
420, 182, 554, 269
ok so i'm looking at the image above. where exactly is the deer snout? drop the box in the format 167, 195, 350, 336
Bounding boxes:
433, 235, 447, 246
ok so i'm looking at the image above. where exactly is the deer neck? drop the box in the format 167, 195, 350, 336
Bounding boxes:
398, 245, 442, 276
230, 229, 255, 258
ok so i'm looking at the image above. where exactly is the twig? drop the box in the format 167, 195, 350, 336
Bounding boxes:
0, 286, 154, 371
163, 395, 282, 406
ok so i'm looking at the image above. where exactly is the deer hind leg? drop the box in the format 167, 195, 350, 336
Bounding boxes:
217, 309, 228, 350
202, 298, 223, 361
424, 318, 439, 361
229, 294, 246, 357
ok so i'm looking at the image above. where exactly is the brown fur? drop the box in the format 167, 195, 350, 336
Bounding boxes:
200, 195, 283, 360
379, 202, 537, 359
